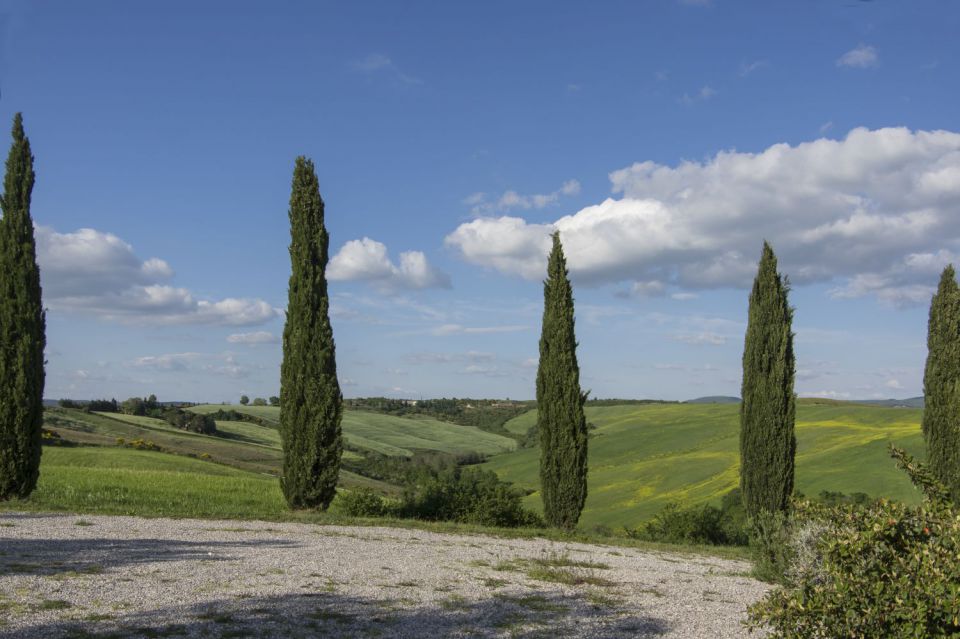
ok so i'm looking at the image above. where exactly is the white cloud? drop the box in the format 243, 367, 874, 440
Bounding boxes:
36, 227, 173, 297
630, 280, 666, 297
739, 60, 770, 77
467, 179, 581, 215
404, 350, 496, 365
445, 127, 960, 305
679, 85, 716, 106
669, 332, 727, 345
802, 390, 852, 399
351, 53, 421, 85
328, 237, 451, 291
36, 226, 280, 325
227, 331, 278, 345
837, 44, 878, 69
132, 351, 254, 379
885, 378, 904, 390
430, 324, 529, 336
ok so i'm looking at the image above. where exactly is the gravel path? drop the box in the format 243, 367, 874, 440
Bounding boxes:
0, 512, 769, 638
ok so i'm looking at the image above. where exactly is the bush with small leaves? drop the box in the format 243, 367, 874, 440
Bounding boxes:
626, 488, 748, 546
747, 446, 960, 638
400, 467, 543, 528
336, 487, 391, 518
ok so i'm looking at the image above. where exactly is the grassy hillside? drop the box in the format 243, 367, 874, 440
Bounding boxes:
484, 400, 926, 529
42, 408, 383, 492
189, 404, 517, 457
1, 446, 288, 519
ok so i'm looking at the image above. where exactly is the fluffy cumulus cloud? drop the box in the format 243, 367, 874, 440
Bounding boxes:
328, 237, 451, 291
445, 127, 960, 306
36, 226, 279, 325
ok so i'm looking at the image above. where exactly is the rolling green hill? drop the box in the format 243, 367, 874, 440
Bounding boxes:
485, 400, 926, 529
6, 446, 288, 519
42, 408, 382, 491
189, 404, 517, 457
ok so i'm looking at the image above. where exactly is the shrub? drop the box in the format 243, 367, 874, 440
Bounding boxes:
336, 487, 391, 518
40, 428, 65, 446
747, 446, 960, 637
161, 409, 216, 435
400, 467, 543, 528
626, 488, 748, 546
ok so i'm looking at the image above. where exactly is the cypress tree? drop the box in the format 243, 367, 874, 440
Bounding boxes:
921, 265, 960, 502
536, 232, 588, 529
0, 113, 45, 500
739, 241, 795, 517
279, 156, 342, 510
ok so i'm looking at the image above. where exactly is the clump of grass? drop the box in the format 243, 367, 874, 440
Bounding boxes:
528, 550, 610, 571
36, 599, 72, 611
525, 565, 616, 587
74, 519, 94, 526
495, 593, 568, 613
585, 590, 622, 608
439, 594, 470, 611
482, 577, 508, 588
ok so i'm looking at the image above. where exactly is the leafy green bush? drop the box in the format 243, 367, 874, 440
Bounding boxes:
626, 489, 748, 546
400, 467, 543, 528
336, 487, 391, 518
747, 446, 960, 637
162, 409, 216, 435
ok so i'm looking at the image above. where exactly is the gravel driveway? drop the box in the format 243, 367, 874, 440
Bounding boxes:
0, 512, 769, 638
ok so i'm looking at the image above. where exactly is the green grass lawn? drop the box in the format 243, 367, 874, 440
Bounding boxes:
484, 400, 926, 529
190, 404, 517, 457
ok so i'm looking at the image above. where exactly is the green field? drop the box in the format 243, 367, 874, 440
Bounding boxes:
31, 400, 934, 533
485, 400, 926, 529
4, 446, 288, 519
189, 404, 517, 457
42, 408, 383, 491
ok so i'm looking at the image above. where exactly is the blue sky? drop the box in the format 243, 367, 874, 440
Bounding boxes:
1, 0, 958, 402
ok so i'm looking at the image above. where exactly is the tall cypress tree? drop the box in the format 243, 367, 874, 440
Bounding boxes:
922, 265, 960, 502
739, 241, 795, 517
536, 232, 588, 529
279, 156, 342, 510
0, 113, 45, 500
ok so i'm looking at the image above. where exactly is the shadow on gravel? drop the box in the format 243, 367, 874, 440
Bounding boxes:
0, 536, 300, 576
4, 590, 671, 639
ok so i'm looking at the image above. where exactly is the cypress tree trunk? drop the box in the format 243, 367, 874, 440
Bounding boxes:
536, 232, 588, 529
739, 241, 795, 517
279, 156, 342, 510
0, 113, 45, 500
922, 265, 960, 503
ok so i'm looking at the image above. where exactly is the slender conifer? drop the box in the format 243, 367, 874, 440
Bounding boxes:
0, 113, 46, 500
922, 265, 960, 502
279, 156, 342, 509
740, 241, 795, 517
536, 232, 588, 529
